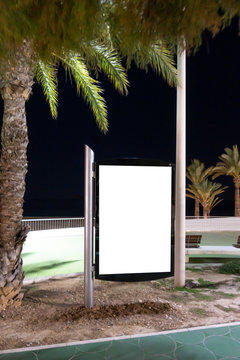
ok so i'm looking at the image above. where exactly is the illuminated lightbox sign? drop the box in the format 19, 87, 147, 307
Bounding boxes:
95, 159, 174, 281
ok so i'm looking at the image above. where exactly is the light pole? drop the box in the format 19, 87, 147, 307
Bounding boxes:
174, 43, 186, 287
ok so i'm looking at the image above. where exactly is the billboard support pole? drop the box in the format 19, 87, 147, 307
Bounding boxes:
174, 42, 186, 287
84, 144, 94, 308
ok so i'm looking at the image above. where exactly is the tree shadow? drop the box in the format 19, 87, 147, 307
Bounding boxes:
23, 260, 81, 275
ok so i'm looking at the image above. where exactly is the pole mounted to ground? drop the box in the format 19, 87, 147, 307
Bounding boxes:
84, 144, 94, 308
175, 43, 186, 287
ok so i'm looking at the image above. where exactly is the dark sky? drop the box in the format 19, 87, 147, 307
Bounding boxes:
2, 19, 240, 217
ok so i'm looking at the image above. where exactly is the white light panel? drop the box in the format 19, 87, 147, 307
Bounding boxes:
98, 165, 172, 275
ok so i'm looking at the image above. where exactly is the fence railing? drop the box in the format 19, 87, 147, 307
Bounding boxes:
22, 217, 84, 231
22, 216, 240, 232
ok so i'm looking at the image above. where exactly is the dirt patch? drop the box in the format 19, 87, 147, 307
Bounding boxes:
54, 301, 172, 321
0, 269, 240, 350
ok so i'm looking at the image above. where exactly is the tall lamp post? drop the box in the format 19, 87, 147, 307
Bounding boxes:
174, 43, 186, 287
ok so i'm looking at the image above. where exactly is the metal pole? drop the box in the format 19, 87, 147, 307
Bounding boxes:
174, 43, 186, 287
84, 144, 94, 308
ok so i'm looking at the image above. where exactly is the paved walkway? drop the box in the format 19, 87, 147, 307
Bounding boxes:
1, 322, 240, 359
186, 217, 240, 232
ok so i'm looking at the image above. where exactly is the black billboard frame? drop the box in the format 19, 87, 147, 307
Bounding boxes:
95, 158, 175, 282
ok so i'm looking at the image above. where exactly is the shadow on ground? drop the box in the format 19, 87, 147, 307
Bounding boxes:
23, 260, 80, 276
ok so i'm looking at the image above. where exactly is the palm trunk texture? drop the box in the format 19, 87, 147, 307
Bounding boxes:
194, 199, 200, 218
0, 41, 34, 310
234, 181, 240, 217
203, 208, 208, 218
202, 202, 208, 218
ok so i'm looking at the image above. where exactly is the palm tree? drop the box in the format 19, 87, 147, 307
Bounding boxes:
0, 41, 129, 311
0, 6, 178, 310
212, 145, 240, 217
106, 1, 240, 52
186, 159, 213, 217
186, 179, 227, 218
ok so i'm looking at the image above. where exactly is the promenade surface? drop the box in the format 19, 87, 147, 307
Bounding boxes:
4, 221, 240, 359
186, 216, 240, 232
1, 322, 240, 359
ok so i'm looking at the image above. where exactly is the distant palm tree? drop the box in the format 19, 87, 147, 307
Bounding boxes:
212, 145, 240, 216
187, 179, 227, 218
186, 159, 213, 217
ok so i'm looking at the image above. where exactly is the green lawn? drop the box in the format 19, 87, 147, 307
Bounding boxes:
22, 228, 84, 278
188, 231, 239, 246
22, 229, 240, 279
188, 231, 240, 263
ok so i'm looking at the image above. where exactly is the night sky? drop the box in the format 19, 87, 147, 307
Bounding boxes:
1, 19, 240, 218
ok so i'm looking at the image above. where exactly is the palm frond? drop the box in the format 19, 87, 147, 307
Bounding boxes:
91, 42, 129, 95
224, 147, 233, 158
186, 184, 201, 200
233, 144, 240, 164
186, 159, 212, 184
209, 197, 223, 209
206, 197, 223, 215
213, 145, 240, 180
202, 166, 214, 180
219, 154, 233, 166
59, 52, 108, 133
186, 179, 227, 212
146, 42, 178, 87
34, 60, 58, 118
186, 193, 198, 201
212, 166, 226, 179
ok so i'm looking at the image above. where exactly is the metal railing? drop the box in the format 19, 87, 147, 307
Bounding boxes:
22, 216, 240, 232
22, 217, 84, 231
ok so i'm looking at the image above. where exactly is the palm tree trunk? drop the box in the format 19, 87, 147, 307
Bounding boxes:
194, 199, 200, 218
203, 205, 208, 219
235, 183, 240, 217
0, 41, 34, 310
0, 97, 30, 311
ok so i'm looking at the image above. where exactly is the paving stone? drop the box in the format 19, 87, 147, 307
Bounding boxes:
2, 323, 240, 360
205, 335, 240, 357
175, 344, 215, 360
171, 330, 205, 345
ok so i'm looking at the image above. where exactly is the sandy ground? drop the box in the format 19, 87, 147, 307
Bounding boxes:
1, 268, 240, 350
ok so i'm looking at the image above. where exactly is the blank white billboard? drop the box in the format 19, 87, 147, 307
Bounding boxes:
98, 165, 172, 275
